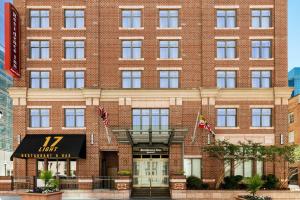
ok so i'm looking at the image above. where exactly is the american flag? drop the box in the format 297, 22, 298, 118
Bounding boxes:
98, 107, 109, 127
198, 115, 215, 136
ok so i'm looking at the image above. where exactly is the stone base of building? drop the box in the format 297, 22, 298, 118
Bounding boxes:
19, 191, 63, 200
0, 176, 13, 191
62, 189, 131, 200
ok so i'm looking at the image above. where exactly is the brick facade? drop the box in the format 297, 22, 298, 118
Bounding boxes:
10, 0, 290, 189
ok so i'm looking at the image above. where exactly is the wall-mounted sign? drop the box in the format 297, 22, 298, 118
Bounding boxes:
5, 3, 21, 78
133, 146, 169, 154
11, 134, 86, 160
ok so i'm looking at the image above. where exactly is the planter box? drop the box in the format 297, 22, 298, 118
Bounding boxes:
115, 177, 132, 190
19, 191, 63, 200
170, 175, 186, 190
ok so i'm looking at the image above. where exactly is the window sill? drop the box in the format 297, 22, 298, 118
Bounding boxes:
249, 58, 274, 61
62, 127, 86, 130
215, 58, 239, 61
119, 27, 144, 30
62, 58, 87, 61
27, 58, 52, 61
118, 58, 144, 61
214, 27, 240, 30
157, 58, 182, 61
61, 27, 86, 30
27, 27, 52, 30
249, 127, 274, 129
215, 127, 240, 129
249, 27, 274, 30
27, 127, 52, 130
156, 27, 182, 30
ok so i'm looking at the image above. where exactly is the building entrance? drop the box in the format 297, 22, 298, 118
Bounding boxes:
133, 155, 169, 188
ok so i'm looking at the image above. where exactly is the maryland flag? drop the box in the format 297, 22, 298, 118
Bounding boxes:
198, 115, 215, 136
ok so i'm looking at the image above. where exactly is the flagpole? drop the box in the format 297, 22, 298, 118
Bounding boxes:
191, 111, 200, 143
105, 126, 111, 144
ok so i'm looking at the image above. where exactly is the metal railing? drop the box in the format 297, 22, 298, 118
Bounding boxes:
59, 176, 78, 190
13, 176, 35, 190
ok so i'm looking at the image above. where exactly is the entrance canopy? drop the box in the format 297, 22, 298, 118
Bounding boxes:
11, 134, 86, 161
112, 128, 188, 145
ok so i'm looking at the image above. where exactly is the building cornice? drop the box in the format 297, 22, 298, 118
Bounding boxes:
8, 87, 292, 106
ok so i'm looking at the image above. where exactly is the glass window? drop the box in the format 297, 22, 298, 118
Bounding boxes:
65, 40, 85, 59
122, 71, 141, 88
251, 40, 272, 59
159, 10, 179, 28
122, 10, 141, 28
160, 71, 179, 88
70, 160, 77, 176
252, 9, 271, 28
184, 158, 201, 178
30, 109, 50, 128
64, 10, 84, 28
217, 108, 237, 127
30, 71, 50, 88
48, 160, 67, 177
288, 112, 295, 124
251, 71, 271, 88
159, 40, 179, 59
122, 40, 142, 59
65, 108, 85, 128
217, 40, 236, 59
30, 41, 49, 59
216, 10, 236, 28
234, 160, 253, 177
217, 71, 236, 88
289, 131, 295, 143
252, 108, 272, 127
30, 10, 49, 28
65, 71, 84, 88
132, 109, 169, 133
256, 160, 264, 176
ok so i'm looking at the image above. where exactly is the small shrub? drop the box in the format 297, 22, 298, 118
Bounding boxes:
117, 170, 131, 176
222, 175, 244, 189
186, 176, 209, 190
243, 175, 264, 197
262, 174, 279, 189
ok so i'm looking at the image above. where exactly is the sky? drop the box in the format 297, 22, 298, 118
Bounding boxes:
288, 0, 300, 70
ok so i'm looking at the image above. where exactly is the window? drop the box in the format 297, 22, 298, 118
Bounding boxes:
65, 71, 84, 88
252, 108, 272, 127
38, 160, 77, 177
216, 40, 236, 59
289, 131, 295, 144
288, 112, 295, 124
256, 160, 264, 176
184, 158, 201, 178
217, 108, 237, 127
216, 10, 236, 28
121, 10, 141, 28
29, 10, 49, 28
217, 71, 236, 88
29, 109, 49, 128
160, 71, 179, 88
251, 71, 271, 88
251, 9, 271, 28
251, 40, 272, 59
159, 40, 179, 59
132, 109, 169, 133
235, 160, 253, 177
30, 41, 49, 59
64, 41, 85, 59
30, 71, 50, 88
122, 71, 141, 88
65, 108, 85, 128
122, 40, 142, 59
159, 10, 179, 28
64, 10, 84, 28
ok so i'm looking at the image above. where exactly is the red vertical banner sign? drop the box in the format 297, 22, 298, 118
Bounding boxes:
4, 3, 20, 78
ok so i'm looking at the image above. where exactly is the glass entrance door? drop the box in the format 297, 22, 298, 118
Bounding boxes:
133, 156, 169, 187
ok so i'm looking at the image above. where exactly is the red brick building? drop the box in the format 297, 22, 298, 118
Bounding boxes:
9, 0, 291, 191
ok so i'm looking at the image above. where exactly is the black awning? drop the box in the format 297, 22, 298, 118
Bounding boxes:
11, 134, 86, 161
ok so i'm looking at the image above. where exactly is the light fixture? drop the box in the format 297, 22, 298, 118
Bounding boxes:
280, 134, 284, 145
207, 133, 211, 145
90, 133, 94, 145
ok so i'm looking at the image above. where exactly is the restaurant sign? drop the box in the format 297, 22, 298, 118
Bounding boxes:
4, 3, 21, 78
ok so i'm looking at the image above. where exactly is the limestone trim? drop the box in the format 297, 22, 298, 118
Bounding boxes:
215, 105, 240, 108
249, 127, 274, 130
249, 5, 274, 9
119, 5, 144, 9
249, 67, 274, 70
62, 106, 86, 108
215, 36, 239, 40
62, 37, 86, 40
27, 37, 51, 40
214, 5, 240, 9
119, 36, 144, 40
170, 179, 187, 183
26, 68, 52, 71
27, 127, 53, 130
62, 127, 86, 130
249, 36, 274, 40
215, 67, 239, 71
157, 67, 182, 71
249, 105, 274, 108
26, 6, 52, 9
27, 106, 52, 108
215, 127, 240, 130
157, 36, 182, 40
184, 155, 202, 158
8, 88, 292, 104
62, 6, 86, 9
157, 5, 182, 9
61, 68, 86, 71
119, 67, 144, 71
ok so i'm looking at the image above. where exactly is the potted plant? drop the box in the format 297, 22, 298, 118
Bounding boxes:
171, 169, 186, 179
19, 170, 62, 200
236, 175, 272, 200
117, 169, 131, 178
